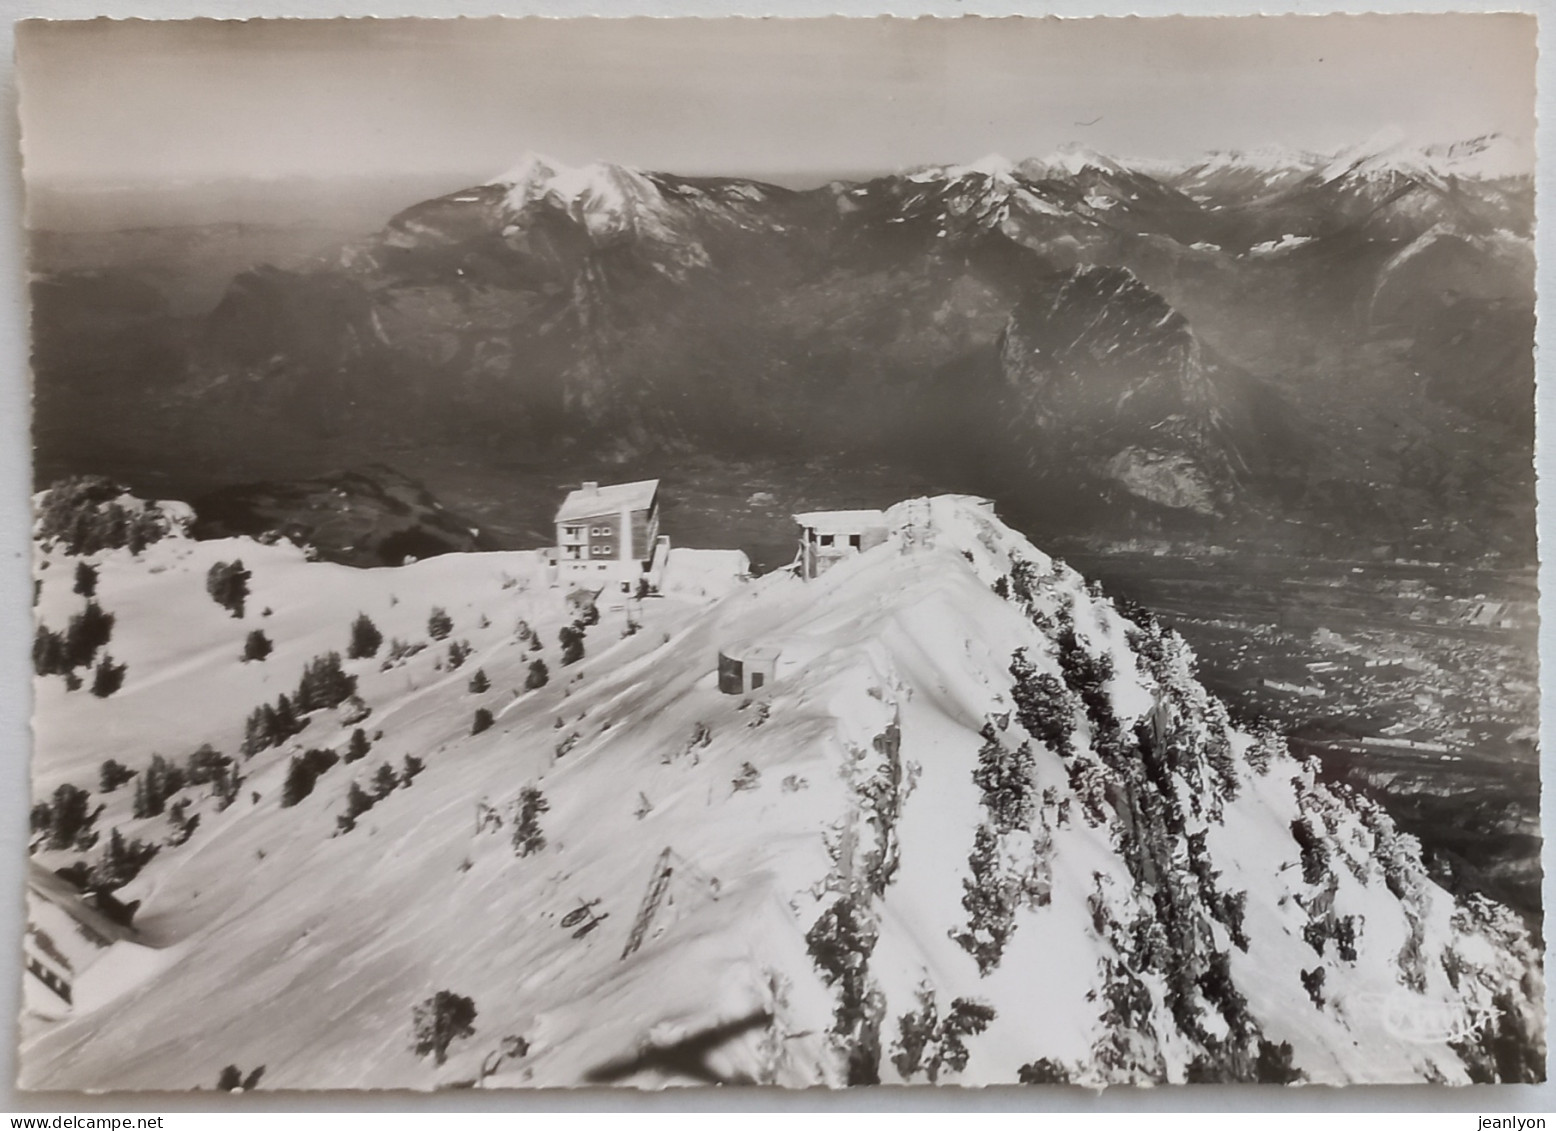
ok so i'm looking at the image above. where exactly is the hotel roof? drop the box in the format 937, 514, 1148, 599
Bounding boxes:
556, 479, 659, 523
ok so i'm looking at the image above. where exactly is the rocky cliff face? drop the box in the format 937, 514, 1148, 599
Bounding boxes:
997, 265, 1275, 515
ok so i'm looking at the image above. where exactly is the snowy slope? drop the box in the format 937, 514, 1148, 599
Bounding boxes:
20, 495, 1543, 1089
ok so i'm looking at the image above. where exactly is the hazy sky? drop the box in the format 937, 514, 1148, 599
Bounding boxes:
17, 14, 1537, 185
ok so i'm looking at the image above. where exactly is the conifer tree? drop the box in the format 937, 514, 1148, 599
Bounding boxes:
337, 781, 375, 834
347, 613, 383, 660
46, 783, 94, 851
205, 560, 251, 618
242, 629, 273, 663
559, 624, 585, 666
344, 727, 371, 764
32, 626, 68, 677
90, 653, 127, 698
98, 758, 135, 793
371, 762, 400, 801
66, 601, 115, 669
511, 786, 549, 857
73, 561, 98, 598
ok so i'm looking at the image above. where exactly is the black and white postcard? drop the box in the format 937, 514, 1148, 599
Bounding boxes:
15, 15, 1543, 1090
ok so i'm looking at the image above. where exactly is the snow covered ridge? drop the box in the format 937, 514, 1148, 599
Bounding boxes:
904, 132, 1531, 186
22, 493, 1542, 1089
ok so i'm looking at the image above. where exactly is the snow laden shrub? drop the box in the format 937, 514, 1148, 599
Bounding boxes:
90, 653, 127, 698
205, 560, 251, 618
471, 708, 494, 736
1055, 626, 1116, 733
467, 668, 490, 694
242, 629, 273, 663
954, 825, 1020, 975
805, 895, 885, 1085
1290, 817, 1330, 886
558, 624, 585, 667
524, 659, 549, 690
972, 722, 1037, 832
1301, 966, 1326, 1007
402, 754, 424, 783
511, 786, 549, 857
1017, 1058, 1071, 1085
294, 652, 357, 713
279, 747, 339, 808
1254, 1040, 1302, 1085
72, 561, 98, 598
98, 758, 135, 793
427, 607, 453, 641
1245, 724, 1282, 776
412, 991, 477, 1067
1186, 831, 1250, 952
35, 476, 178, 556
215, 1066, 265, 1093
1008, 651, 1076, 759
954, 720, 1051, 973
889, 985, 996, 1083
347, 613, 383, 660
447, 640, 473, 670
732, 762, 761, 792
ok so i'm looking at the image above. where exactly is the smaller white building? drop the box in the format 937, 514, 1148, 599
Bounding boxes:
793, 510, 889, 580
718, 642, 783, 695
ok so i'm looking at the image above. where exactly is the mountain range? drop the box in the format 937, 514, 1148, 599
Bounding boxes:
30, 135, 1535, 558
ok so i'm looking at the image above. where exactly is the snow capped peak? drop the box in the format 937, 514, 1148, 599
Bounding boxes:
487, 151, 672, 239
1174, 132, 1529, 188
956, 152, 1017, 179
1317, 126, 1411, 182
904, 152, 1018, 185
1312, 129, 1529, 184
1028, 143, 1127, 179
1190, 143, 1321, 176
490, 150, 568, 192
